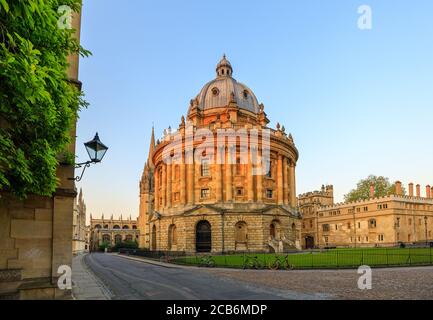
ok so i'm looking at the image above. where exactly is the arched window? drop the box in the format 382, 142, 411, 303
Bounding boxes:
103, 224, 109, 229
235, 222, 247, 243
114, 234, 122, 243
270, 220, 281, 239
102, 234, 110, 243
125, 235, 133, 242
168, 224, 177, 250
95, 224, 102, 229
132, 225, 137, 230
122, 225, 129, 229
113, 225, 120, 229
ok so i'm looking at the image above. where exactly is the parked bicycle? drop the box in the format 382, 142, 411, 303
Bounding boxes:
199, 255, 215, 268
268, 254, 295, 270
242, 255, 264, 269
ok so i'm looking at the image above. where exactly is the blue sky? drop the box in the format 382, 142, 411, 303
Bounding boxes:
76, 0, 433, 220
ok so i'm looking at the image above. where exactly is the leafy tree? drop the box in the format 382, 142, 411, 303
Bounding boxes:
0, 0, 90, 198
344, 175, 406, 202
113, 240, 139, 252
99, 241, 111, 252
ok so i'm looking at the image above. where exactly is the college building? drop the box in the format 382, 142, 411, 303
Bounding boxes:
299, 182, 433, 248
138, 56, 301, 254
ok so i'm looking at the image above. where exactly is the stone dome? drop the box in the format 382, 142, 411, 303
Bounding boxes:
190, 55, 260, 114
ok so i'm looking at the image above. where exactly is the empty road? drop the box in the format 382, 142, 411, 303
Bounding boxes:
84, 253, 326, 300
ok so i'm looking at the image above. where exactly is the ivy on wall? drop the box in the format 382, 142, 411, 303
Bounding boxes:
0, 0, 90, 198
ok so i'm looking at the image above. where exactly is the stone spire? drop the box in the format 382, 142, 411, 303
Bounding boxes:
147, 126, 155, 168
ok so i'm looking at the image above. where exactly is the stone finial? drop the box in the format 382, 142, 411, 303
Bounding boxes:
181, 115, 185, 126
281, 125, 286, 133
289, 133, 293, 141
276, 122, 280, 130
156, 139, 160, 145
259, 103, 264, 113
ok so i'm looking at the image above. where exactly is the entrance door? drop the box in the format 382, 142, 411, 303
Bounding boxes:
151, 225, 157, 250
305, 236, 315, 249
196, 221, 211, 252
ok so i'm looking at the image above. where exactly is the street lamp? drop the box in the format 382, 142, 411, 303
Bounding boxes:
70, 132, 108, 182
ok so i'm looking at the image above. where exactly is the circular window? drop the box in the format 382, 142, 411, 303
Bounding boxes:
243, 90, 249, 99
211, 87, 219, 96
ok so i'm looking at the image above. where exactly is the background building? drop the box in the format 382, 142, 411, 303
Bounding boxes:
72, 189, 87, 254
298, 185, 334, 249
89, 215, 139, 251
139, 56, 301, 254
317, 182, 433, 248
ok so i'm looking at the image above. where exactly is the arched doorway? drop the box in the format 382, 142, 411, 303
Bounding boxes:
114, 234, 122, 244
305, 236, 315, 249
151, 225, 157, 250
196, 221, 211, 252
270, 223, 276, 238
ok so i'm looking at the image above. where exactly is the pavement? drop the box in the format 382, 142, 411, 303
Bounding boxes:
83, 253, 327, 300
72, 253, 112, 300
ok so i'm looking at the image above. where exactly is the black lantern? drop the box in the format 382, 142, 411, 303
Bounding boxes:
69, 132, 108, 182
84, 132, 108, 163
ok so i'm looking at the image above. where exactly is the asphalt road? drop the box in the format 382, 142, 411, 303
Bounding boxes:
84, 253, 325, 300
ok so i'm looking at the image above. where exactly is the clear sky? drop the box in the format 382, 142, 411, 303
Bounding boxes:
77, 0, 433, 222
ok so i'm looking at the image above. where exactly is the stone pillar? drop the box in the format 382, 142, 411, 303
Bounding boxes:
247, 147, 254, 202
180, 155, 186, 205
416, 184, 421, 197
289, 160, 297, 208
154, 168, 159, 211
277, 154, 283, 205
167, 163, 172, 208
215, 147, 223, 202
162, 164, 166, 209
226, 148, 233, 201
283, 157, 288, 205
187, 162, 194, 205
256, 151, 263, 202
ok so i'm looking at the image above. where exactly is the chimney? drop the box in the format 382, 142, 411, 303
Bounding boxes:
416, 184, 421, 197
395, 181, 402, 196
409, 183, 414, 197
426, 185, 431, 199
369, 184, 375, 198
431, 186, 433, 199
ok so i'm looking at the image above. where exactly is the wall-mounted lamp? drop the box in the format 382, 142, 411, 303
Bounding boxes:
70, 132, 108, 182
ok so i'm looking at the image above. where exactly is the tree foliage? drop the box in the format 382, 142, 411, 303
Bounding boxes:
0, 0, 90, 197
344, 175, 406, 203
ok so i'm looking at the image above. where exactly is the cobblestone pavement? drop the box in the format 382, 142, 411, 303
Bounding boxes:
203, 266, 433, 300
72, 253, 112, 300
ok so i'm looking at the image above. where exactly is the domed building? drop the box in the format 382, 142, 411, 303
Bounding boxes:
138, 56, 301, 253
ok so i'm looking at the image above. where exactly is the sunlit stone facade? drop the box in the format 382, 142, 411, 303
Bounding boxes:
138, 56, 301, 254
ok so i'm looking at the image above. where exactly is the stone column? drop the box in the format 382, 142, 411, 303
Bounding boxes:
247, 147, 254, 202
167, 163, 172, 208
226, 147, 233, 201
277, 154, 283, 205
154, 168, 159, 211
215, 147, 223, 202
180, 153, 186, 205
289, 161, 297, 207
255, 149, 263, 202
187, 162, 194, 205
162, 164, 167, 209
283, 156, 289, 205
